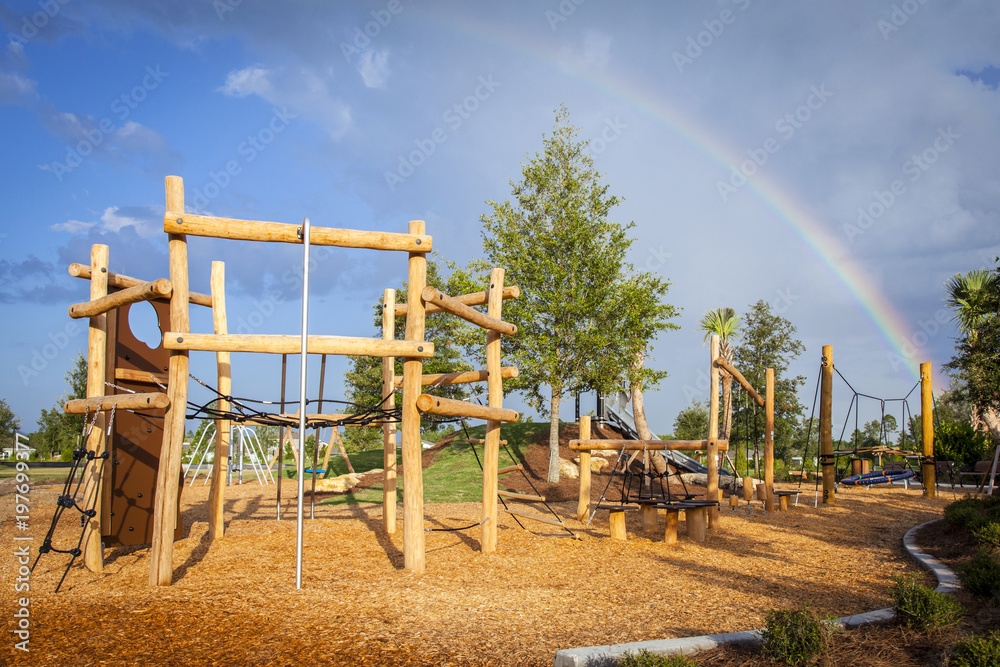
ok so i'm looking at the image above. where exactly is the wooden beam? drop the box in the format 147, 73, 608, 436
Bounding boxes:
149, 175, 190, 587
415, 394, 519, 423
69, 264, 211, 307
163, 212, 431, 253
568, 439, 729, 452
115, 368, 168, 385
163, 333, 433, 358
395, 286, 519, 317
401, 220, 427, 575
921, 361, 936, 498
482, 268, 506, 554
208, 261, 230, 541
419, 286, 516, 335
79, 243, 108, 574
497, 490, 545, 502
713, 357, 765, 408
764, 368, 775, 513
382, 288, 397, 534
497, 464, 524, 475
69, 278, 172, 319
708, 335, 720, 528
65, 392, 169, 414
392, 366, 518, 388
820, 345, 835, 506
577, 415, 592, 522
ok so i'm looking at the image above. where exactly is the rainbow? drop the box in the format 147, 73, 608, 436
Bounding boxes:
407, 10, 922, 381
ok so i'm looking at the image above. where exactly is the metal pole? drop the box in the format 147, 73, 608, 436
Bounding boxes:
295, 217, 311, 590
277, 353, 287, 519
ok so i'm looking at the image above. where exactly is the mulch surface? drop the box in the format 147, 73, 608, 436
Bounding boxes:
0, 436, 961, 667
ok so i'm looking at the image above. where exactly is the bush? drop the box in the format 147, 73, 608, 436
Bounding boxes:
619, 649, 698, 667
973, 521, 1000, 547
956, 549, 1000, 600
945, 496, 1000, 532
950, 631, 1000, 667
760, 607, 828, 666
890, 573, 963, 631
935, 420, 992, 467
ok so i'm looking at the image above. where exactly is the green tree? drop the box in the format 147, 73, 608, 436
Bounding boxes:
944, 265, 1000, 444
31, 353, 87, 460
699, 307, 740, 440
343, 258, 479, 451
673, 401, 709, 440
0, 398, 20, 450
732, 300, 806, 461
481, 106, 678, 482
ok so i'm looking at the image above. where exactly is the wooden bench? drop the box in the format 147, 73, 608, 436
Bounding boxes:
772, 490, 799, 511
960, 461, 995, 491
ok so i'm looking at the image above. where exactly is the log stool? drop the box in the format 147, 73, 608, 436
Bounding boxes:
609, 508, 627, 540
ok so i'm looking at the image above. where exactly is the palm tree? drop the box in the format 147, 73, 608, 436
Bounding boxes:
699, 307, 740, 441
944, 269, 1000, 443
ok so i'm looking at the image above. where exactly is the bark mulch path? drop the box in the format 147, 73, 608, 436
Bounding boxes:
2, 464, 953, 666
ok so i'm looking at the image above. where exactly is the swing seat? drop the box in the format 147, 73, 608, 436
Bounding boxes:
304, 468, 326, 475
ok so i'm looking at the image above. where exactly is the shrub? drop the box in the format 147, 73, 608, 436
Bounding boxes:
973, 521, 1000, 547
619, 649, 698, 667
945, 497, 988, 531
956, 549, 1000, 600
950, 631, 1000, 667
760, 607, 828, 666
890, 573, 963, 631
935, 420, 992, 467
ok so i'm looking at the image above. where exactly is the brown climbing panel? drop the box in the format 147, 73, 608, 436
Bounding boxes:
101, 297, 184, 547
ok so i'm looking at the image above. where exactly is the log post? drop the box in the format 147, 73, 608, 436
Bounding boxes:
742, 477, 753, 502
382, 289, 397, 533
401, 220, 427, 574
686, 506, 707, 542
208, 261, 230, 541
820, 345, 835, 505
481, 267, 505, 553
921, 361, 936, 498
664, 510, 678, 545
609, 510, 627, 540
764, 368, 775, 513
707, 335, 720, 527
80, 243, 109, 573
641, 505, 657, 532
576, 415, 592, 522
149, 175, 190, 586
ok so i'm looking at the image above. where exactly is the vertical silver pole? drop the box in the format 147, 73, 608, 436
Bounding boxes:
295, 217, 311, 590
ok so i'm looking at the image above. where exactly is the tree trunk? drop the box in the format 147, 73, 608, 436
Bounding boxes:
548, 386, 562, 484
981, 408, 1000, 446
721, 373, 733, 441
630, 359, 653, 441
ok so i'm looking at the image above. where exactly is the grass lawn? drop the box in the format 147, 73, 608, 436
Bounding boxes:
318, 422, 551, 506
0, 463, 74, 483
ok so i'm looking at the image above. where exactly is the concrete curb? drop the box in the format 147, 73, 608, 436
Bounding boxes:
553, 518, 954, 667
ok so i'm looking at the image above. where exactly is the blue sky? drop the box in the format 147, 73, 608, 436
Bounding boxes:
1, 0, 998, 438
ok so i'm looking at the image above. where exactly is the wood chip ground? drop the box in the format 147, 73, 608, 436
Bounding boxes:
2, 470, 953, 666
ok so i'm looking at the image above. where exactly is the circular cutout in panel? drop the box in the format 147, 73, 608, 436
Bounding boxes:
128, 300, 163, 350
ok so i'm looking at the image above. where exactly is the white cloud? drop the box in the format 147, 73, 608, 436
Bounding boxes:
51, 219, 95, 234
218, 65, 351, 139
0, 70, 38, 105
357, 49, 390, 89
51, 206, 160, 238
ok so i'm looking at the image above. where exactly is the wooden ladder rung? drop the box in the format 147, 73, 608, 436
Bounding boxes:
498, 490, 545, 502
505, 509, 564, 527
497, 464, 524, 475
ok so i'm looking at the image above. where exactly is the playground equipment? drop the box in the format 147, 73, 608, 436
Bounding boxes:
796, 345, 936, 505
571, 335, 786, 541
45, 175, 522, 588
185, 424, 274, 486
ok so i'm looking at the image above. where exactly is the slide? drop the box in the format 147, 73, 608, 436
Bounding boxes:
599, 391, 725, 476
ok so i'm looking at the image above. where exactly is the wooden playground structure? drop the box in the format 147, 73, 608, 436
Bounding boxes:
46, 176, 943, 591
54, 175, 521, 587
